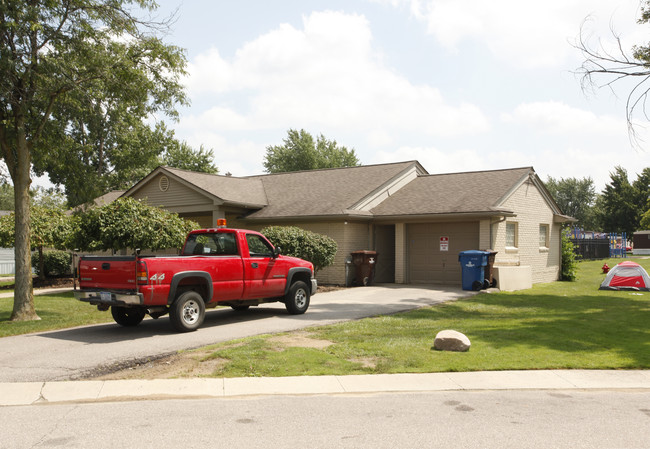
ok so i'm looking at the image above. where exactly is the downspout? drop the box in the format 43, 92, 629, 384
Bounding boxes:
490, 216, 507, 249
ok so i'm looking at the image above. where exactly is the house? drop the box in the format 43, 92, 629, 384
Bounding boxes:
121, 161, 573, 290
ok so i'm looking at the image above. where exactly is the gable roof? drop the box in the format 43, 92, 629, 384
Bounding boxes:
121, 162, 567, 221
243, 161, 423, 219
370, 167, 534, 217
125, 166, 268, 208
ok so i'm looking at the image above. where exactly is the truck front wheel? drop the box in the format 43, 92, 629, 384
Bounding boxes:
170, 291, 205, 332
285, 281, 310, 315
111, 306, 146, 327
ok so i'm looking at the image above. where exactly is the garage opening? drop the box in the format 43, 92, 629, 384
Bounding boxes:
407, 222, 479, 284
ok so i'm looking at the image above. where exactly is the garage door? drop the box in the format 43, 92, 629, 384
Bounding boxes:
408, 222, 480, 284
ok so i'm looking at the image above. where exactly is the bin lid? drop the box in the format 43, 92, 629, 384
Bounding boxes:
351, 250, 377, 255
458, 250, 489, 256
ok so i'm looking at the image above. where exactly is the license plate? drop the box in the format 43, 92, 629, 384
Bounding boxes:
100, 292, 112, 302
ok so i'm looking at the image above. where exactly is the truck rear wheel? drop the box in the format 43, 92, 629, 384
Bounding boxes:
111, 306, 146, 327
170, 291, 205, 332
285, 281, 310, 315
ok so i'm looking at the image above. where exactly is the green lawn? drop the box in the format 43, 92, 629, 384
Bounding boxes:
2, 257, 650, 378
0, 292, 113, 337
195, 257, 650, 377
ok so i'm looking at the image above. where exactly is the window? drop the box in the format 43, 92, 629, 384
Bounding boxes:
182, 232, 238, 255
539, 224, 549, 248
246, 234, 274, 257
506, 222, 518, 248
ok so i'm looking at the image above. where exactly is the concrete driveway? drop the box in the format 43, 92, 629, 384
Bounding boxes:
0, 284, 476, 382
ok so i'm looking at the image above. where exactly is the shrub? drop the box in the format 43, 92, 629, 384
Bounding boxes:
561, 231, 579, 281
261, 226, 337, 274
32, 250, 72, 277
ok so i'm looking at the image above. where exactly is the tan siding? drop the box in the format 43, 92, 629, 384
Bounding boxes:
239, 221, 350, 285
180, 214, 212, 228
495, 181, 560, 284
132, 174, 212, 210
395, 223, 406, 283
479, 219, 492, 249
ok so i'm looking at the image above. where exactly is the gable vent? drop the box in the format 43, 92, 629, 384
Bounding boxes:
159, 175, 170, 192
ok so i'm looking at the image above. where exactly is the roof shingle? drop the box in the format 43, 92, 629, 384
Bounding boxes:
370, 167, 533, 216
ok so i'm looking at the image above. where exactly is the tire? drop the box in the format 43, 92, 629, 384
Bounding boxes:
285, 281, 310, 315
170, 291, 205, 332
471, 280, 483, 291
111, 306, 146, 327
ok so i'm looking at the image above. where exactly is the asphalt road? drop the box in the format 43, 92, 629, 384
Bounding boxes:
0, 285, 475, 382
2, 390, 649, 449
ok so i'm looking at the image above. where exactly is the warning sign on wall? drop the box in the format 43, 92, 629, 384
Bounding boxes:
440, 236, 449, 252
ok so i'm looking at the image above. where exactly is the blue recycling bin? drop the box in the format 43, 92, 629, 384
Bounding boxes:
458, 250, 489, 291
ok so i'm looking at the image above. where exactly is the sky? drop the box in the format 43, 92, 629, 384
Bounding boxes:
50, 0, 650, 191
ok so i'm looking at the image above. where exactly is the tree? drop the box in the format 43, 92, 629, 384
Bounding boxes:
598, 166, 638, 236
576, 1, 650, 145
633, 167, 650, 214
71, 197, 197, 253
560, 232, 579, 281
162, 141, 218, 174
261, 226, 337, 275
545, 176, 597, 230
263, 129, 360, 173
0, 0, 187, 321
0, 206, 72, 281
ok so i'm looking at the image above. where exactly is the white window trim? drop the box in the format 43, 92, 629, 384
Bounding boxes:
505, 221, 518, 252
539, 224, 549, 251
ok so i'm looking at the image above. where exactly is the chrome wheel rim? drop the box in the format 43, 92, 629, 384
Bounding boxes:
182, 300, 200, 324
294, 288, 307, 308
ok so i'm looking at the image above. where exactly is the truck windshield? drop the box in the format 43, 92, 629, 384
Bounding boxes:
183, 233, 238, 256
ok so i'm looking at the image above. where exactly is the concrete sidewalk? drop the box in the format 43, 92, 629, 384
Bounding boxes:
0, 287, 73, 298
2, 370, 650, 406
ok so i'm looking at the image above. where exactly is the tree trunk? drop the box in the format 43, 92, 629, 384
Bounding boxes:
10, 134, 38, 321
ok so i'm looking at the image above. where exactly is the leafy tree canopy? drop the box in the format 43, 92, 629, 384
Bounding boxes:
598, 166, 638, 236
0, 206, 72, 280
72, 197, 197, 253
545, 176, 597, 230
162, 141, 219, 174
261, 226, 337, 274
263, 129, 360, 173
0, 0, 189, 320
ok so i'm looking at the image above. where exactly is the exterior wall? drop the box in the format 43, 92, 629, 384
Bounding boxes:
0, 248, 14, 275
132, 174, 213, 211
395, 223, 406, 284
494, 181, 561, 284
237, 220, 366, 285
406, 221, 480, 285
479, 219, 492, 250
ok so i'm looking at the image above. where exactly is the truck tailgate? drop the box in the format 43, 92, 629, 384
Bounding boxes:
78, 256, 137, 290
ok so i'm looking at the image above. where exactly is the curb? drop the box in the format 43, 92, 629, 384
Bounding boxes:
2, 370, 650, 406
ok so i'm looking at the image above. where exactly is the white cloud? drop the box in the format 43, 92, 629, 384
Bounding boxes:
502, 101, 625, 135
383, 0, 642, 69
183, 10, 489, 137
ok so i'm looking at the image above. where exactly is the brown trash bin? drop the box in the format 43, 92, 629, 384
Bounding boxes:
484, 250, 498, 288
351, 250, 378, 286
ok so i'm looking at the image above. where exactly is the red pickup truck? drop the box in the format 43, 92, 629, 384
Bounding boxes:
74, 227, 317, 332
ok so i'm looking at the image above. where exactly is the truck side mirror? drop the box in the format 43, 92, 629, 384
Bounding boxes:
273, 246, 282, 258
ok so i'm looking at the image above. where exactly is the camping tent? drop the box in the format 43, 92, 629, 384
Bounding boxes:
599, 261, 650, 291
